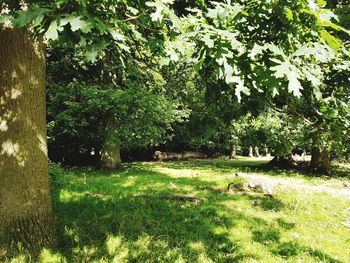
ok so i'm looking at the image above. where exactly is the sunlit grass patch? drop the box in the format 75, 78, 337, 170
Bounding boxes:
49, 159, 349, 262
5, 159, 349, 262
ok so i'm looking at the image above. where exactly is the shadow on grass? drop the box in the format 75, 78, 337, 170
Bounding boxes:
253, 228, 343, 263
247, 195, 285, 211
49, 163, 345, 262
51, 167, 257, 262
53, 192, 254, 261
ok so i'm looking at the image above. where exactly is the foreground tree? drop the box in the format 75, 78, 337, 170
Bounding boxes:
0, 0, 168, 252
0, 28, 55, 252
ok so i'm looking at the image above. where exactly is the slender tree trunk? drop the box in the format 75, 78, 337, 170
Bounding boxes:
248, 146, 253, 157
263, 147, 270, 157
0, 28, 55, 252
100, 117, 121, 169
310, 146, 331, 173
254, 146, 260, 157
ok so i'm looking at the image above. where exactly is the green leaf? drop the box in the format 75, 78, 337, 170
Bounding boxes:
271, 59, 303, 97
146, 1, 165, 23
287, 70, 303, 98
45, 20, 60, 40
159, 57, 171, 67
270, 59, 291, 78
202, 34, 214, 48
109, 29, 125, 41
272, 87, 279, 97
313, 86, 322, 100
284, 8, 294, 21
267, 44, 285, 56
232, 77, 250, 103
223, 62, 235, 83
320, 30, 343, 51
248, 43, 264, 59
69, 17, 88, 32
13, 6, 52, 27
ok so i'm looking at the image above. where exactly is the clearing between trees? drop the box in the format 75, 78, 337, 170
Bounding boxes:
8, 157, 347, 262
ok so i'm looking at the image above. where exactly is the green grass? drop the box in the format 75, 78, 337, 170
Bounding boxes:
8, 158, 350, 262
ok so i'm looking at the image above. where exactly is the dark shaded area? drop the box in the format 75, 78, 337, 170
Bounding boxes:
248, 196, 285, 211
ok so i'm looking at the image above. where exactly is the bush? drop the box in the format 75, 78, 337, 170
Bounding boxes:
48, 162, 65, 189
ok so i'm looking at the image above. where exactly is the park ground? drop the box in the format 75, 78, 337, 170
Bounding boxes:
13, 158, 350, 262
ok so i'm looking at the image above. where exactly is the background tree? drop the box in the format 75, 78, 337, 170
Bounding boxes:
157, 0, 350, 172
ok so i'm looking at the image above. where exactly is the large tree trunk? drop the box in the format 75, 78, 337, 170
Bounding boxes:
229, 144, 236, 159
0, 28, 55, 252
100, 140, 121, 169
310, 146, 331, 173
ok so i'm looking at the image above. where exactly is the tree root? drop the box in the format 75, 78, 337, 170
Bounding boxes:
134, 194, 203, 204
206, 183, 274, 198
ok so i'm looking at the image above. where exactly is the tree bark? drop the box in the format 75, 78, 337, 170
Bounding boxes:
100, 117, 121, 169
100, 140, 121, 169
263, 147, 270, 157
0, 28, 55, 252
229, 144, 236, 159
310, 147, 321, 169
248, 146, 253, 157
310, 146, 331, 173
254, 146, 260, 157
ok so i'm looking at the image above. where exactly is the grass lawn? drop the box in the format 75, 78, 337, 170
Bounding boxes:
12, 158, 350, 262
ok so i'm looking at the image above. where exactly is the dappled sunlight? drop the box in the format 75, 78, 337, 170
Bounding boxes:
0, 119, 8, 132
0, 140, 26, 166
120, 176, 136, 187
105, 235, 129, 260
59, 190, 90, 203
0, 28, 56, 254
41, 160, 350, 262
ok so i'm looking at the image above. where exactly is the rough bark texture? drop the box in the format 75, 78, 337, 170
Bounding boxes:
310, 147, 321, 169
310, 147, 331, 173
229, 145, 236, 159
0, 28, 55, 253
100, 116, 122, 169
100, 140, 121, 169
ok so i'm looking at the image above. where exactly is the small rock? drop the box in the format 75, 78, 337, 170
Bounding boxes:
341, 219, 350, 228
252, 199, 262, 206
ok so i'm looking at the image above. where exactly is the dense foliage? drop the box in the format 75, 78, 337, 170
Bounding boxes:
2, 0, 349, 165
